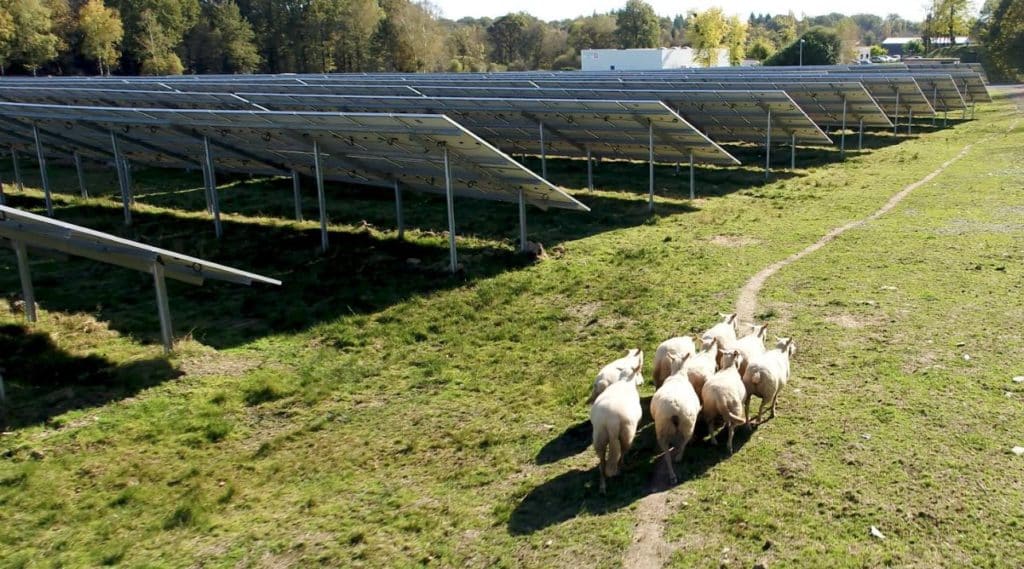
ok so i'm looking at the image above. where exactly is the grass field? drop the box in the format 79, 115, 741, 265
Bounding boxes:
1, 89, 1022, 568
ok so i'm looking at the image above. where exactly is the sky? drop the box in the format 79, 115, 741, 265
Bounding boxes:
431, 0, 939, 23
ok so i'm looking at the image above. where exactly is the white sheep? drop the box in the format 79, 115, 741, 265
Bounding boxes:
701, 349, 747, 454
681, 337, 719, 403
589, 352, 644, 494
652, 336, 696, 389
650, 354, 701, 485
701, 313, 739, 347
587, 348, 644, 405
743, 337, 796, 424
733, 323, 769, 379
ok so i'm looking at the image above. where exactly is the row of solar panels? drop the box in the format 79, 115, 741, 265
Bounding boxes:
0, 63, 989, 107
0, 66, 988, 221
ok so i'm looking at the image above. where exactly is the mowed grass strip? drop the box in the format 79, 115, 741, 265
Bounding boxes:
0, 95, 1020, 568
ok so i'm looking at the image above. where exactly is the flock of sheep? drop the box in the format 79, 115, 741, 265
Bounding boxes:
587, 313, 797, 493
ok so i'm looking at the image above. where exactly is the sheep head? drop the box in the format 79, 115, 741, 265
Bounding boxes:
719, 312, 738, 331
775, 337, 796, 357
667, 352, 691, 376
719, 349, 741, 369
753, 323, 769, 340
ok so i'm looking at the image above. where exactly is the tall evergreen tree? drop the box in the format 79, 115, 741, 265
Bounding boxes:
615, 0, 659, 48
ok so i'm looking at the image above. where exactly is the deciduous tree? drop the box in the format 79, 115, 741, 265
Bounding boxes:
79, 0, 124, 75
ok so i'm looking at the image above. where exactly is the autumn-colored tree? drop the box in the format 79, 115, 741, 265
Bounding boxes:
688, 8, 728, 67
725, 15, 747, 65
79, 0, 124, 75
7, 0, 61, 75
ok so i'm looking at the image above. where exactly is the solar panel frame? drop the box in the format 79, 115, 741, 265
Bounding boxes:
0, 204, 281, 286
235, 92, 740, 166
525, 79, 892, 128
411, 85, 832, 145
0, 86, 739, 166
0, 102, 589, 213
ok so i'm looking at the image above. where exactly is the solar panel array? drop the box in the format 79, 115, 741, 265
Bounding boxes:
0, 102, 587, 212
0, 64, 989, 270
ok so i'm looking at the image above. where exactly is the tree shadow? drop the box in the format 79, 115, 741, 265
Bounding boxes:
0, 323, 181, 430
510, 396, 756, 535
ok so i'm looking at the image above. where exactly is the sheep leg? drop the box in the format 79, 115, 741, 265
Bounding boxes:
662, 449, 677, 485
705, 415, 718, 445
770, 393, 779, 419
598, 462, 607, 495
673, 439, 689, 463
726, 423, 735, 455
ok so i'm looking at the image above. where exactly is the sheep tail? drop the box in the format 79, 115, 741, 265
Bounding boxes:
751, 370, 763, 385
671, 415, 680, 428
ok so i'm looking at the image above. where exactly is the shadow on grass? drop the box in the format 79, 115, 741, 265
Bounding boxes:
535, 420, 592, 465
0, 165, 699, 349
0, 323, 181, 430
510, 397, 756, 535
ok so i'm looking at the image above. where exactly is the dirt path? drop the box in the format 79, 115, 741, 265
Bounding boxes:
623, 102, 1022, 569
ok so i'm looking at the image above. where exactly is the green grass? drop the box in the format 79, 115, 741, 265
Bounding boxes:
0, 93, 1021, 568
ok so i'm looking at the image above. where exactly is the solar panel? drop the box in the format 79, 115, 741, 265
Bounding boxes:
1, 204, 280, 352
528, 79, 891, 128
411, 85, 832, 145
236, 93, 739, 166
0, 205, 280, 286
0, 102, 587, 213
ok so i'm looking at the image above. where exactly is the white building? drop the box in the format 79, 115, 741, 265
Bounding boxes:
580, 47, 730, 71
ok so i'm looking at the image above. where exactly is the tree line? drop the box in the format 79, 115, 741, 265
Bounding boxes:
0, 0, 1020, 79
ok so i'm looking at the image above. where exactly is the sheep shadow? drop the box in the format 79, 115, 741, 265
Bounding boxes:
0, 323, 181, 430
534, 419, 592, 465
510, 397, 756, 535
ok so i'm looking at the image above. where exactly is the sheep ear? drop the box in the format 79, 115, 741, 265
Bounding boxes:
727, 313, 737, 324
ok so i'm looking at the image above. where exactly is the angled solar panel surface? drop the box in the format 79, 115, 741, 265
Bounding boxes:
0, 102, 588, 212
0, 205, 281, 286
412, 85, 832, 145
236, 93, 739, 165
528, 79, 891, 128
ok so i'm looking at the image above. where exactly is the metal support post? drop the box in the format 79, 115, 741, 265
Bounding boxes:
764, 109, 772, 181
688, 151, 695, 200
907, 108, 913, 135
74, 152, 88, 198
151, 262, 173, 354
292, 170, 303, 221
200, 159, 212, 213
110, 131, 132, 226
313, 140, 329, 252
858, 118, 864, 151
647, 120, 655, 212
932, 86, 938, 127
10, 146, 23, 190
893, 90, 900, 135
586, 146, 593, 191
124, 162, 135, 205
202, 136, 223, 239
840, 96, 848, 159
538, 122, 547, 179
517, 189, 527, 253
32, 125, 53, 217
944, 110, 948, 127
791, 133, 797, 169
442, 145, 458, 273
13, 241, 36, 323
394, 179, 404, 239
